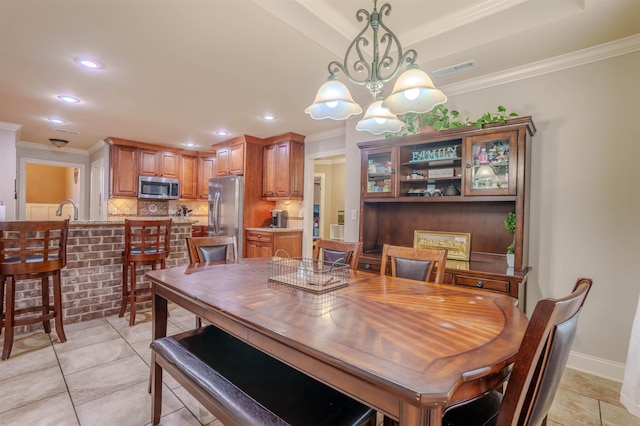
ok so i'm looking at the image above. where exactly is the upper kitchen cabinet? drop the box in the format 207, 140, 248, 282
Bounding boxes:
139, 149, 180, 178
263, 133, 305, 200
107, 137, 214, 200
215, 144, 244, 176
179, 153, 199, 199
108, 142, 138, 197
210, 134, 278, 258
197, 154, 216, 199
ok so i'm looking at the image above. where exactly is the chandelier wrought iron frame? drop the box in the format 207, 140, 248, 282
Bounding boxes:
327, 1, 417, 101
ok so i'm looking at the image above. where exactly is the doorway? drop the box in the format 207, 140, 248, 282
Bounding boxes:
312, 156, 345, 242
313, 174, 325, 243
19, 158, 85, 220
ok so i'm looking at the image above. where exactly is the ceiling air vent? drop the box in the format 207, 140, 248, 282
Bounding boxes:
433, 60, 477, 78
53, 128, 80, 135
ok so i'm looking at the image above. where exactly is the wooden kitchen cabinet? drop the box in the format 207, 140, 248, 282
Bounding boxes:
246, 229, 302, 258
191, 225, 208, 237
210, 135, 282, 258
180, 153, 198, 199
215, 144, 244, 176
139, 149, 180, 178
109, 144, 138, 197
263, 134, 305, 200
197, 154, 216, 199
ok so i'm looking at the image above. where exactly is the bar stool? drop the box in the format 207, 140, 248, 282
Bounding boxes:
119, 219, 172, 326
0, 219, 69, 360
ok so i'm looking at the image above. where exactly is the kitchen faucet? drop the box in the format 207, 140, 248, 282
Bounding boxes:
56, 199, 79, 221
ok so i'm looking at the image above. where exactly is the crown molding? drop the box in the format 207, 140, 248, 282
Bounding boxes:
305, 126, 345, 143
88, 139, 108, 155
443, 34, 640, 96
0, 121, 23, 133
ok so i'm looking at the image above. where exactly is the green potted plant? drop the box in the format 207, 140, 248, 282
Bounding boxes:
388, 105, 519, 138
504, 211, 516, 267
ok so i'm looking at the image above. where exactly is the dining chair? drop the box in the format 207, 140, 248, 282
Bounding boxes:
119, 219, 172, 327
186, 235, 238, 328
441, 277, 593, 426
313, 239, 363, 270
0, 219, 69, 360
185, 235, 237, 264
380, 244, 447, 283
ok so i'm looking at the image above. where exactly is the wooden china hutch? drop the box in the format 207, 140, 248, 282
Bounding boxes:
357, 117, 535, 309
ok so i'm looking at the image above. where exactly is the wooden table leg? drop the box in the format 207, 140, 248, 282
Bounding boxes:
151, 284, 168, 423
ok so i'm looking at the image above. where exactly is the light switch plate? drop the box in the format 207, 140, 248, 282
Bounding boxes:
351, 209, 358, 221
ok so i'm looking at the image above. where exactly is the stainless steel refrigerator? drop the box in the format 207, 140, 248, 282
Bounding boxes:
208, 175, 244, 258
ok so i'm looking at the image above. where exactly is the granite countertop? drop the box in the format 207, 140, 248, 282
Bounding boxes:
69, 217, 198, 226
246, 227, 303, 233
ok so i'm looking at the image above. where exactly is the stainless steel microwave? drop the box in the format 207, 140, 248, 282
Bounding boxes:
138, 176, 180, 199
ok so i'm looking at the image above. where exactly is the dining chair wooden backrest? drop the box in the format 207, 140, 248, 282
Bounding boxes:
380, 244, 447, 284
186, 235, 238, 264
312, 239, 363, 270
185, 235, 238, 328
442, 278, 593, 426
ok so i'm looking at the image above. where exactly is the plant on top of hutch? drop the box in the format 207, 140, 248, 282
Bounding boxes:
358, 116, 535, 311
389, 105, 519, 138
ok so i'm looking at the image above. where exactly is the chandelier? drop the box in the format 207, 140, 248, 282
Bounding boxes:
305, 0, 447, 135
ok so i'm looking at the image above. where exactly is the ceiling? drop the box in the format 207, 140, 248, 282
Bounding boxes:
1, 0, 638, 152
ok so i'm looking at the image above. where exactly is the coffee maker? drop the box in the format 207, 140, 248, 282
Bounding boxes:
270, 209, 287, 228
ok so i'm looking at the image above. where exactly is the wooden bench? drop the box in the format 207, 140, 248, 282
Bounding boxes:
150, 325, 376, 425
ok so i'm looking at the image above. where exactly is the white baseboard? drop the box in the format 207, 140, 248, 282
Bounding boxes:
567, 351, 626, 383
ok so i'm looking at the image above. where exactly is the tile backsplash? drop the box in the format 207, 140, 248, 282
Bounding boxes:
108, 199, 208, 224
107, 199, 302, 228
275, 200, 304, 229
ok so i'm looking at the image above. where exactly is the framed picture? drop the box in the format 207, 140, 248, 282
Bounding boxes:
413, 230, 471, 261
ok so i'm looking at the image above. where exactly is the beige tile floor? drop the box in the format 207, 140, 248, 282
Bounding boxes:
1, 305, 639, 426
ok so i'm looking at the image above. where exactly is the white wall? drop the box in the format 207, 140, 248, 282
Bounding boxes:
0, 122, 19, 220
310, 47, 640, 381
443, 52, 640, 375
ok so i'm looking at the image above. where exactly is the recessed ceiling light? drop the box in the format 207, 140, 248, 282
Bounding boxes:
74, 57, 103, 69
216, 130, 229, 136
184, 142, 197, 147
57, 95, 80, 104
262, 114, 275, 121
48, 117, 65, 124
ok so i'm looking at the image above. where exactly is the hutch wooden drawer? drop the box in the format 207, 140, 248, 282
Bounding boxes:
246, 231, 274, 243
358, 260, 381, 273
430, 272, 453, 284
454, 275, 510, 294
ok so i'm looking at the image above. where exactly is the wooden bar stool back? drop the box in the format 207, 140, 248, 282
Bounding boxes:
0, 219, 69, 360
119, 219, 172, 326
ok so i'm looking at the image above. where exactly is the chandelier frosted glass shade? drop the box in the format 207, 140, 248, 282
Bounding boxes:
356, 100, 404, 135
382, 67, 447, 115
305, 78, 362, 120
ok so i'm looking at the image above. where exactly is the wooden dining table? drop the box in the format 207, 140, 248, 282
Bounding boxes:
147, 257, 527, 425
